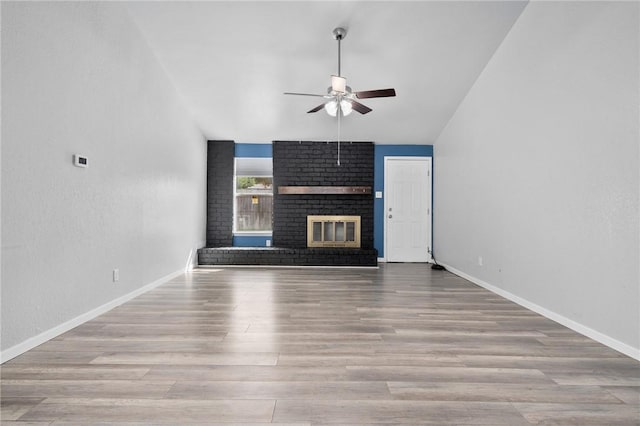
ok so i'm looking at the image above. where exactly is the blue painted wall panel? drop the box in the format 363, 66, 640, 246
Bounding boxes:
233, 143, 274, 247
235, 143, 272, 158
233, 235, 271, 247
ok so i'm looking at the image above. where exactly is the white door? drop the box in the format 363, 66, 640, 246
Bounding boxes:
385, 157, 432, 262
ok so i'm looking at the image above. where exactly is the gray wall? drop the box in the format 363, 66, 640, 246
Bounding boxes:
434, 1, 639, 357
1, 2, 206, 358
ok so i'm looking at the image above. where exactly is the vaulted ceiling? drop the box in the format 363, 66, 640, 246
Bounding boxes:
125, 1, 528, 145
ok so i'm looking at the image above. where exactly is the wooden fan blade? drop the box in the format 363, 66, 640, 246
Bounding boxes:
307, 103, 326, 113
284, 92, 327, 97
355, 88, 396, 99
349, 100, 372, 114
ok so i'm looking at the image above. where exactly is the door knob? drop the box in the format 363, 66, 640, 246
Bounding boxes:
388, 215, 393, 219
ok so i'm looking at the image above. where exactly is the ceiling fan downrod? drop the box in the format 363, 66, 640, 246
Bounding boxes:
332, 27, 347, 77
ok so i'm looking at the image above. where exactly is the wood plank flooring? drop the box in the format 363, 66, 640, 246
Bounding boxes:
2, 264, 639, 424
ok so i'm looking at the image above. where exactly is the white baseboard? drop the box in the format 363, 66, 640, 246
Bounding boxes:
377, 257, 386, 263
441, 263, 640, 361
0, 268, 185, 364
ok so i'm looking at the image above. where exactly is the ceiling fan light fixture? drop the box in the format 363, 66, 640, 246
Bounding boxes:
324, 100, 338, 116
324, 99, 353, 117
340, 99, 353, 116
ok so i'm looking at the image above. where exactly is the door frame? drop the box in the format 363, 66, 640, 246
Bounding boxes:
383, 156, 433, 263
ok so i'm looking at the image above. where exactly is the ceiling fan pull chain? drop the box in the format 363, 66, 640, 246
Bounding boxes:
337, 107, 341, 166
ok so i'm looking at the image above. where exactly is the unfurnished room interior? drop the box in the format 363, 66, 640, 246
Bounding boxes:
1, 1, 639, 424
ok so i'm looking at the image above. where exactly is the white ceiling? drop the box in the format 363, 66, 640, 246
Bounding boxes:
125, 1, 528, 145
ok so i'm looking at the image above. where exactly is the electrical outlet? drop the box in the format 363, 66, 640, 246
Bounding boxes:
478, 256, 483, 266
113, 269, 120, 282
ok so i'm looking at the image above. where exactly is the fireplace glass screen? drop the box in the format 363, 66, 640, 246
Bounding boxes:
307, 216, 361, 248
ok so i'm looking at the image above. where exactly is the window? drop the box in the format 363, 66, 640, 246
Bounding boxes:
234, 158, 273, 233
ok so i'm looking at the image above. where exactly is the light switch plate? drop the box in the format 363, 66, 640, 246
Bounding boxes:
74, 154, 88, 168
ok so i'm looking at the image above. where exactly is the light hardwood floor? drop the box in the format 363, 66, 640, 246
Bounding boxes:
2, 264, 639, 424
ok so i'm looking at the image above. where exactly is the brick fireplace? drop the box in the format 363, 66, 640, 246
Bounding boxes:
272, 141, 374, 251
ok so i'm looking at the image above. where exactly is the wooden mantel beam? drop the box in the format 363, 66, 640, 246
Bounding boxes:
278, 186, 372, 195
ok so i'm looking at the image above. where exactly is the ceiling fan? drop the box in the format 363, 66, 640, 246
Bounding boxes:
284, 27, 396, 116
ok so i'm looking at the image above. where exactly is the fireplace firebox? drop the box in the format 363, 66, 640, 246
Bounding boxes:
307, 215, 361, 248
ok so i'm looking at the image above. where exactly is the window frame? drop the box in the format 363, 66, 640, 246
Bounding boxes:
233, 158, 273, 236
